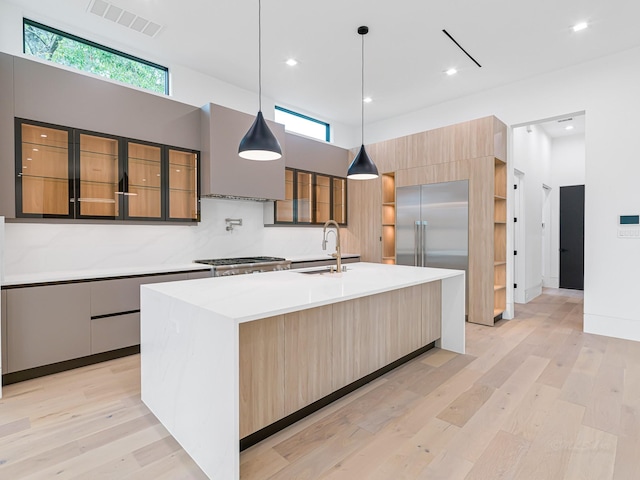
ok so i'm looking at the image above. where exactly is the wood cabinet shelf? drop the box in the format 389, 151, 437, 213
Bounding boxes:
493, 158, 507, 319
381, 173, 396, 265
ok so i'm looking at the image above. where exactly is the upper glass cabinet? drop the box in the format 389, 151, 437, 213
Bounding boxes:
127, 141, 163, 219
17, 122, 73, 218
15, 118, 199, 222
274, 168, 347, 225
77, 132, 120, 219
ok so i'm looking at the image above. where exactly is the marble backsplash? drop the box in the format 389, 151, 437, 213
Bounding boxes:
4, 198, 336, 276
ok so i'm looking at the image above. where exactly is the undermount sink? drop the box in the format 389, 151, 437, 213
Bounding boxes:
297, 267, 348, 275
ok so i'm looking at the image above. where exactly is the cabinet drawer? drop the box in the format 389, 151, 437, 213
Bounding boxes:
91, 273, 190, 316
91, 312, 140, 354
91, 277, 142, 316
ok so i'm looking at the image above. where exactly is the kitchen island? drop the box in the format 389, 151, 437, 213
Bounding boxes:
140, 262, 465, 480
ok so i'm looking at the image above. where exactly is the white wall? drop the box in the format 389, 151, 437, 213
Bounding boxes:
548, 134, 586, 288
367, 46, 640, 342
512, 125, 552, 302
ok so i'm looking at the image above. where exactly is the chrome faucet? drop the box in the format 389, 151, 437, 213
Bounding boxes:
322, 220, 341, 273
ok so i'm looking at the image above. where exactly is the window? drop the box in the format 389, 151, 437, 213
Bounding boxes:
275, 106, 330, 142
23, 19, 168, 95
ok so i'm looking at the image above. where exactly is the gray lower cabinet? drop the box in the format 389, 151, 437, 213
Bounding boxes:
3, 270, 206, 375
89, 272, 191, 355
7, 283, 91, 373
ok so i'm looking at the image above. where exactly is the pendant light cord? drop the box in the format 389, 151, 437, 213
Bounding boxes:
258, 0, 262, 112
361, 31, 364, 144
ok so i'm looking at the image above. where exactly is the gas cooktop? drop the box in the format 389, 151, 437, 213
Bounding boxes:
194, 256, 287, 266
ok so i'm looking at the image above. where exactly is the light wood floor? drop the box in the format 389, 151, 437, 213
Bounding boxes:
1, 289, 639, 479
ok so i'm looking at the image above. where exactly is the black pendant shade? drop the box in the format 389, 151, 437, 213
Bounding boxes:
347, 25, 378, 180
347, 144, 378, 179
238, 111, 282, 161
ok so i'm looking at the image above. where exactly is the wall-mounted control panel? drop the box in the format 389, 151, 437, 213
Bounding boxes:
618, 215, 640, 239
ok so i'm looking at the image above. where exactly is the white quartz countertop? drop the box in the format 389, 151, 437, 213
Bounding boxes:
142, 262, 464, 323
3, 263, 212, 287
287, 253, 360, 262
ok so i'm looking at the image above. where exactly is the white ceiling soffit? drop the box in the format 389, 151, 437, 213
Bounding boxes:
87, 0, 162, 38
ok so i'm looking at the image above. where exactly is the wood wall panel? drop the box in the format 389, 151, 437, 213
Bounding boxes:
349, 116, 507, 326
331, 296, 373, 390
468, 156, 495, 326
393, 285, 423, 359
284, 305, 334, 415
422, 280, 442, 344
239, 316, 285, 437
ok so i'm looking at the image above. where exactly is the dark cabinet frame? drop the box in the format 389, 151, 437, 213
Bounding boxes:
15, 118, 200, 223
274, 167, 347, 226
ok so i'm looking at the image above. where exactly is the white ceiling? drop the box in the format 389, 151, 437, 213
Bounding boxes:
537, 114, 586, 139
6, 0, 640, 128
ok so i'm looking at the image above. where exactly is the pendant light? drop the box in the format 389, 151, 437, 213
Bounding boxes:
347, 26, 378, 180
238, 0, 282, 161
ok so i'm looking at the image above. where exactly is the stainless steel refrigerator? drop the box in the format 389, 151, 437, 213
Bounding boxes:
396, 180, 469, 313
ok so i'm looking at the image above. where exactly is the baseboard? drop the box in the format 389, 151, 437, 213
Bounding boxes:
543, 277, 559, 288
584, 313, 640, 342
2, 345, 140, 385
525, 283, 543, 303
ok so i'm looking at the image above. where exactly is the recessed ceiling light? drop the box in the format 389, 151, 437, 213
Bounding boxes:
286, 58, 298, 66
565, 125, 574, 131
363, 97, 372, 103
446, 68, 458, 76
572, 22, 588, 32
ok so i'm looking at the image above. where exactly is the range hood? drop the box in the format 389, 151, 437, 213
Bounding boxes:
200, 103, 286, 202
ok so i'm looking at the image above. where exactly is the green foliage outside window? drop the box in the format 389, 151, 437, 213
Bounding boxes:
23, 19, 168, 94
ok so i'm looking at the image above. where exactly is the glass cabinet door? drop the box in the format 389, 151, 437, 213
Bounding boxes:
77, 133, 121, 218
168, 148, 199, 221
295, 171, 313, 223
275, 168, 294, 222
126, 141, 163, 219
332, 177, 347, 225
315, 174, 331, 224
17, 122, 72, 217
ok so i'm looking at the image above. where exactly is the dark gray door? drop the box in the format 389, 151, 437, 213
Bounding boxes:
559, 185, 585, 290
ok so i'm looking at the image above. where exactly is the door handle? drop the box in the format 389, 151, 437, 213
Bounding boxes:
415, 220, 420, 266
422, 221, 427, 267
559, 248, 568, 252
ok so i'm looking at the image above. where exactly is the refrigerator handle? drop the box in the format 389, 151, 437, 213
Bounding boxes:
422, 221, 428, 267
414, 220, 420, 266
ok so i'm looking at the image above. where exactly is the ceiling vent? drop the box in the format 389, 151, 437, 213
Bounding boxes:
88, 0, 162, 38
557, 117, 573, 123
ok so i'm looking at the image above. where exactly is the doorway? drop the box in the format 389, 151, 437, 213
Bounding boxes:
559, 185, 585, 290
542, 185, 552, 287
